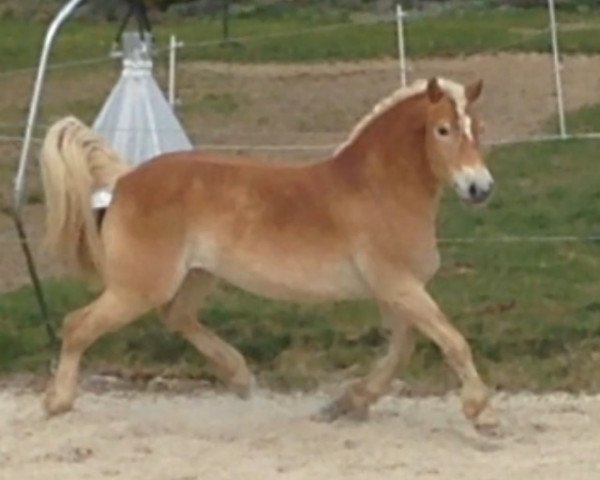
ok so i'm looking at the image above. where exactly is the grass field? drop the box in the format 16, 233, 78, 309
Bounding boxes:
1, 133, 599, 393
1, 6, 600, 71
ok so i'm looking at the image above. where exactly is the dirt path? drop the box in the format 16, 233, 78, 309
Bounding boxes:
1, 386, 599, 479
177, 53, 600, 147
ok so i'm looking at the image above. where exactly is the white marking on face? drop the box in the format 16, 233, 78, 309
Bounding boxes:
437, 79, 473, 140
452, 166, 494, 203
463, 115, 473, 140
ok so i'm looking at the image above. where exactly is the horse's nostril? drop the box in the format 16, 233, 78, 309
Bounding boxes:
468, 183, 478, 197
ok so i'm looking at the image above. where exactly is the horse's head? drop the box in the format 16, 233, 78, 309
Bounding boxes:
424, 78, 493, 205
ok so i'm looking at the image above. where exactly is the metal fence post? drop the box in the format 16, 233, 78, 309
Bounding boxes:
548, 0, 567, 138
396, 4, 408, 87
168, 34, 183, 108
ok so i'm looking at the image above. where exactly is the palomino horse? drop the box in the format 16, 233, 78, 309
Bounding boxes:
40, 77, 497, 431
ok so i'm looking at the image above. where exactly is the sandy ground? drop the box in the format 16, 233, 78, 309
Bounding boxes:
1, 383, 600, 480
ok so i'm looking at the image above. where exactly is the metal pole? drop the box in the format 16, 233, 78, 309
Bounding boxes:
396, 4, 407, 87
168, 35, 184, 108
14, 0, 87, 210
168, 34, 176, 107
547, 0, 567, 138
11, 0, 86, 344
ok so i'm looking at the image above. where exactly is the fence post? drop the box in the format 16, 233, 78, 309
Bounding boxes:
547, 0, 567, 138
396, 3, 407, 87
168, 34, 183, 108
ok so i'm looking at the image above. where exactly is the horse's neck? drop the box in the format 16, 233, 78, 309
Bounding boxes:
332, 99, 442, 218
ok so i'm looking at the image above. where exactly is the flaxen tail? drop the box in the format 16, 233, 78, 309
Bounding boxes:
40, 116, 131, 278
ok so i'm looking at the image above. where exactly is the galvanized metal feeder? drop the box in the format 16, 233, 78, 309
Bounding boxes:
11, 0, 191, 340
92, 31, 192, 207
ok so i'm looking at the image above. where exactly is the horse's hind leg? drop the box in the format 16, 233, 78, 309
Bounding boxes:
158, 269, 254, 397
315, 304, 415, 422
44, 289, 153, 415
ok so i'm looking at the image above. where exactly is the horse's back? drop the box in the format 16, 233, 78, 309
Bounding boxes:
113, 150, 344, 235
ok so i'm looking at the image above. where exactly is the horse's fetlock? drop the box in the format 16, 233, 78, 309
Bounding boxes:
461, 382, 489, 420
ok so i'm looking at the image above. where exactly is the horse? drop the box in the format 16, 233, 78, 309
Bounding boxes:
39, 77, 497, 432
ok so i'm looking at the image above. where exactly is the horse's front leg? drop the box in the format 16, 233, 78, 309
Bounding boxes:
314, 304, 415, 422
316, 279, 498, 433
381, 283, 498, 432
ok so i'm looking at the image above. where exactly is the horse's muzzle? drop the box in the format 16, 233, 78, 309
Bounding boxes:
453, 166, 494, 205
465, 181, 494, 204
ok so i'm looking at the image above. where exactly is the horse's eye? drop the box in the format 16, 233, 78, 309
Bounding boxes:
436, 125, 451, 137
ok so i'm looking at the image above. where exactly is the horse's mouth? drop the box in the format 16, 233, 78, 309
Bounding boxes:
457, 188, 493, 206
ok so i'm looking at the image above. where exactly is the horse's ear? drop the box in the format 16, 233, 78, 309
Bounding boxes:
466, 79, 483, 103
427, 78, 444, 103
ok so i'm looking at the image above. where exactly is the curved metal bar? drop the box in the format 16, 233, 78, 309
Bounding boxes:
13, 0, 87, 211
11, 0, 87, 345
10, 211, 57, 346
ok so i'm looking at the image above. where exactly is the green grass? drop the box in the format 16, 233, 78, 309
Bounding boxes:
1, 135, 599, 392
564, 104, 600, 134
1, 7, 600, 71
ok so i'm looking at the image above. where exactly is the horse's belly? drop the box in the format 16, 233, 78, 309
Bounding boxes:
191, 244, 368, 302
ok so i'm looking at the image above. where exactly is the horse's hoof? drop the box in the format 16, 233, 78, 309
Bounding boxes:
311, 401, 341, 423
475, 421, 505, 438
43, 393, 74, 416
474, 407, 503, 438
229, 374, 256, 400
461, 384, 490, 421
311, 396, 369, 423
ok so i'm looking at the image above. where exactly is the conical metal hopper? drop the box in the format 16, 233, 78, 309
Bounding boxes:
92, 32, 192, 207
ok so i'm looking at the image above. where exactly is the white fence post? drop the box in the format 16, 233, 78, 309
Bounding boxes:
547, 0, 567, 138
396, 3, 407, 87
168, 34, 183, 108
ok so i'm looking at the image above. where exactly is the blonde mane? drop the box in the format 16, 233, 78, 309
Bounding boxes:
334, 77, 470, 155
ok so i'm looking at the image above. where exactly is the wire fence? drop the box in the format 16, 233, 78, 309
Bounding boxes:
0, 54, 116, 79
0, 228, 598, 246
